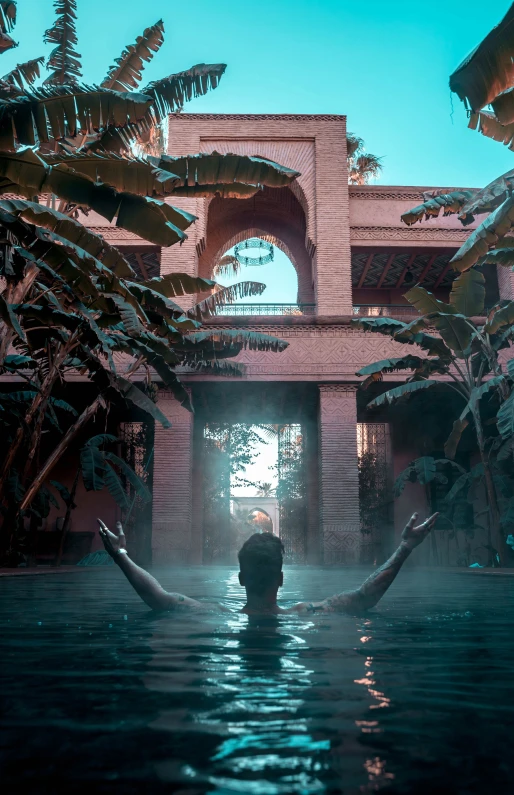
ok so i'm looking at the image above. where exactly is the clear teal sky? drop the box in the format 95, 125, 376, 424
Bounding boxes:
6, 0, 514, 188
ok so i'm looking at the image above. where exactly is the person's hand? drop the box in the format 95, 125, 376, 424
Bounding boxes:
98, 519, 127, 559
401, 512, 439, 550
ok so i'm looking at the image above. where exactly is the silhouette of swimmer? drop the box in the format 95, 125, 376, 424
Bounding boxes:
98, 511, 438, 616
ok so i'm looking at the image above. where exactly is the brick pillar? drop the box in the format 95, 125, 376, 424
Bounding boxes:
318, 384, 361, 564
314, 119, 352, 316
152, 390, 194, 563
497, 264, 513, 300
160, 197, 200, 312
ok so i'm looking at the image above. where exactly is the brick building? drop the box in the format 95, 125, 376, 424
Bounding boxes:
18, 113, 509, 565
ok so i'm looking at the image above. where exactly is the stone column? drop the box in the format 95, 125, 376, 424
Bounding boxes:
152, 390, 194, 563
318, 384, 361, 564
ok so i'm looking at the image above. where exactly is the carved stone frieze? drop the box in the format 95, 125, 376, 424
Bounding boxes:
350, 226, 471, 242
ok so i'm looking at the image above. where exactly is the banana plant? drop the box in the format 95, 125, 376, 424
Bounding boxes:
352, 268, 514, 564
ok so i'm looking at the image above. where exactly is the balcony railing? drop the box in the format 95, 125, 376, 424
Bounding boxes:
214, 303, 316, 316
353, 304, 419, 319
211, 303, 418, 318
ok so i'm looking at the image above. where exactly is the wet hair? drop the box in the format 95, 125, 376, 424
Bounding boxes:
238, 533, 284, 593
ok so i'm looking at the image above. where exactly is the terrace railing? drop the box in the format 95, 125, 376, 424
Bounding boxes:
211, 303, 419, 318
214, 303, 316, 317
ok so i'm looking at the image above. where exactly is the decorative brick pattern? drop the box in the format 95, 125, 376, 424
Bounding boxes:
497, 264, 513, 300
152, 390, 194, 563
318, 385, 361, 564
350, 226, 472, 243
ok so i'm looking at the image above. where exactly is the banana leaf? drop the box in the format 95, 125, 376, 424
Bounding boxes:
0, 153, 192, 245
461, 376, 505, 420
444, 418, 469, 460
449, 3, 514, 112
367, 379, 440, 409
484, 301, 514, 334
170, 182, 264, 199
468, 111, 514, 152
115, 375, 176, 421
1, 57, 44, 91
449, 270, 485, 316
137, 273, 217, 298
0, 85, 153, 149
183, 328, 288, 353
497, 392, 514, 439
187, 282, 267, 319
352, 316, 408, 335
101, 20, 165, 91
0, 2, 16, 33
42, 151, 181, 197
103, 464, 129, 510
44, 0, 82, 86
2, 353, 36, 370
0, 197, 135, 277
451, 195, 514, 272
356, 356, 426, 376
481, 245, 514, 268
405, 286, 457, 317
152, 152, 300, 189
143, 63, 226, 120
125, 282, 185, 321
0, 294, 26, 341
401, 191, 474, 226
182, 359, 246, 378
104, 452, 151, 502
491, 86, 514, 125
459, 167, 514, 224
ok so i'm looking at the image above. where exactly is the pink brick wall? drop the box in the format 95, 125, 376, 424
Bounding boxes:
152, 390, 194, 563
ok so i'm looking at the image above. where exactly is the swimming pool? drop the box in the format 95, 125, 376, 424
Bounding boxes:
1, 565, 513, 793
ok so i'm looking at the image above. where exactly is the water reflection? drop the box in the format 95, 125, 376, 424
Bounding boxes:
1, 566, 514, 793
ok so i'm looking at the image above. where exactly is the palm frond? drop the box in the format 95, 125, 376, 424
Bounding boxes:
449, 3, 514, 112
142, 63, 226, 120
44, 0, 82, 86
346, 133, 363, 158
213, 255, 241, 278
101, 20, 164, 91
348, 153, 382, 185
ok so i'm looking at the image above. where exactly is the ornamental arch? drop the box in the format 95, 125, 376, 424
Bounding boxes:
198, 186, 314, 305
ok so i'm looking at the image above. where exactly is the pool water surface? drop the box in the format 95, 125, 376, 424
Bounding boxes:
1, 565, 513, 794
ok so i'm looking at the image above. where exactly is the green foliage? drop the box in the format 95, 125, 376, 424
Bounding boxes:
0, 5, 297, 562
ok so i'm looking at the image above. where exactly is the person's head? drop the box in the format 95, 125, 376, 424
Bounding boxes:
238, 532, 284, 600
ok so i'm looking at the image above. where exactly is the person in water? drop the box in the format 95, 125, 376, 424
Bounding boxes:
98, 511, 438, 615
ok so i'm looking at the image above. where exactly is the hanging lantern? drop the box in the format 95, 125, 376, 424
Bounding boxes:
234, 238, 274, 267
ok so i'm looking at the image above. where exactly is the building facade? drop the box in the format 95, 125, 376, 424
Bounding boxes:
17, 113, 514, 565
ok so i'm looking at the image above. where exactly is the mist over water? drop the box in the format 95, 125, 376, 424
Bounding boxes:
1, 566, 513, 793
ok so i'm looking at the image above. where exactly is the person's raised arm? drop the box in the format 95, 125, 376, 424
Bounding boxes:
98, 519, 202, 611
295, 512, 438, 614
